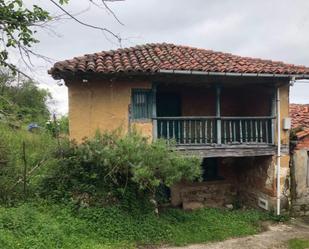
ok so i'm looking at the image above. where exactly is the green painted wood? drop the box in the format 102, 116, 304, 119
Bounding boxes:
132, 89, 152, 120
216, 85, 222, 145
245, 121, 248, 142
151, 84, 157, 140
240, 120, 243, 143
265, 120, 269, 144
156, 117, 273, 146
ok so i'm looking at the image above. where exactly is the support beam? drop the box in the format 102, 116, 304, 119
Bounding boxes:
176, 145, 276, 158
152, 83, 158, 140
216, 85, 222, 145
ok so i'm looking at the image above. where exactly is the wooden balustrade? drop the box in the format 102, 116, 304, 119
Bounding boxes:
221, 117, 273, 145
154, 116, 274, 146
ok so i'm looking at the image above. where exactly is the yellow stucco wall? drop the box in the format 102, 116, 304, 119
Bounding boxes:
275, 83, 290, 210
67, 79, 152, 142
67, 79, 290, 148
132, 122, 153, 140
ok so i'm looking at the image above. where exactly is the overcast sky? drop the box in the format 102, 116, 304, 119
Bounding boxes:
21, 0, 309, 115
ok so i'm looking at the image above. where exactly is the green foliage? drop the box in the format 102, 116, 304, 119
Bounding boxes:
0, 0, 50, 69
266, 212, 289, 222
131, 139, 201, 193
288, 238, 309, 249
0, 70, 51, 124
0, 68, 63, 203
0, 123, 60, 202
39, 131, 201, 209
45, 115, 69, 137
58, 115, 69, 134
290, 127, 303, 141
0, 201, 267, 249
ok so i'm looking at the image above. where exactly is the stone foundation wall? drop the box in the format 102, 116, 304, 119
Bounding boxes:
171, 155, 290, 212
291, 149, 309, 216
172, 181, 236, 210
235, 156, 277, 210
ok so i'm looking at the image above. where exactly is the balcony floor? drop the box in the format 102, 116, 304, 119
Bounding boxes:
175, 144, 280, 158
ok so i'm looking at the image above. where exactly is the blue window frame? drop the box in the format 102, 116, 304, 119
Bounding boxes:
131, 89, 152, 120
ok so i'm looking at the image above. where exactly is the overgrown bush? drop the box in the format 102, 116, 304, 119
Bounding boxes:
0, 123, 61, 203
40, 131, 201, 210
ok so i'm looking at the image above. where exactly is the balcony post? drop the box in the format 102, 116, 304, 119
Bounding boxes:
271, 88, 276, 144
152, 83, 158, 141
216, 85, 222, 145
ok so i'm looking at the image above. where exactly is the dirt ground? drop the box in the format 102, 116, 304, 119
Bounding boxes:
163, 218, 309, 249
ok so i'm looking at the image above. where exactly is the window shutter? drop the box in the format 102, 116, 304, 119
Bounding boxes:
132, 89, 152, 120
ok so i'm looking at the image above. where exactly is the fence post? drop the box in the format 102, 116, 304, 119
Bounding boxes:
22, 141, 27, 200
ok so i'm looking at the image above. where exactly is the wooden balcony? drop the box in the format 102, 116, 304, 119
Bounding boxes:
153, 116, 276, 157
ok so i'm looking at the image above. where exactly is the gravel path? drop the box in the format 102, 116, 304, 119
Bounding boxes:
162, 219, 309, 249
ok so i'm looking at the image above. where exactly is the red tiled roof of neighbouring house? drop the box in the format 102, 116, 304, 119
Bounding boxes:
290, 104, 309, 129
48, 43, 309, 79
295, 130, 309, 140
294, 129, 309, 150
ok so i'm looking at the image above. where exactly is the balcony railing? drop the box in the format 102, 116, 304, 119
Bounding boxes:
154, 116, 274, 146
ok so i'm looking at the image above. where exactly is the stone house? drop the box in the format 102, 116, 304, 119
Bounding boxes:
290, 104, 309, 215
49, 43, 309, 213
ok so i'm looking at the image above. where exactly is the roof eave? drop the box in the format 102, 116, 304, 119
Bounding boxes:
159, 69, 309, 79
49, 69, 309, 81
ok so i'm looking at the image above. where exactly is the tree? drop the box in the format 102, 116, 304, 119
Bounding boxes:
0, 69, 51, 124
0, 1, 50, 72
0, 0, 123, 75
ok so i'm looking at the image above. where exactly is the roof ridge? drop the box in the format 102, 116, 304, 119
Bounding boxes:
53, 43, 302, 67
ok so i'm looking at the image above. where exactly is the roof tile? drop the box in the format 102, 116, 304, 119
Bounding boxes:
290, 104, 309, 130
49, 43, 309, 79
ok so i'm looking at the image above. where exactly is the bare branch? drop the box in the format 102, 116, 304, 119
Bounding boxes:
49, 0, 122, 45
1, 61, 33, 80
88, 0, 124, 25
101, 0, 124, 25
1, 0, 126, 74
50, 3, 92, 22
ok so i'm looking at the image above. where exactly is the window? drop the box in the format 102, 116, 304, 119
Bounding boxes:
201, 158, 224, 181
131, 89, 152, 120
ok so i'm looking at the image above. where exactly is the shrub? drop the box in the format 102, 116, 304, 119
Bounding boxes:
40, 131, 201, 210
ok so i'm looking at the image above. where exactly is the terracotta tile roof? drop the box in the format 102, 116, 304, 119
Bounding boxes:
290, 104, 309, 129
49, 43, 309, 79
295, 129, 309, 140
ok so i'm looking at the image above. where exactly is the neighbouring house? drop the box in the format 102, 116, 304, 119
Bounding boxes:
49, 43, 309, 213
290, 104, 309, 215
290, 104, 309, 130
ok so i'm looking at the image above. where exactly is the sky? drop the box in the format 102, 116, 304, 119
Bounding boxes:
20, 0, 309, 115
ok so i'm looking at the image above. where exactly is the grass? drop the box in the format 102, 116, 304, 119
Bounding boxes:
0, 123, 61, 202
288, 238, 309, 249
0, 123, 58, 168
0, 201, 268, 249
